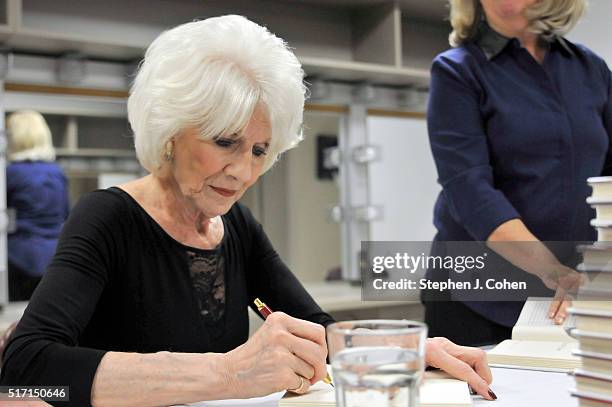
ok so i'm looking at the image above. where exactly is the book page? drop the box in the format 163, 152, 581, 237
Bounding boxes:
420, 379, 472, 407
512, 298, 576, 342
487, 340, 579, 370
179, 390, 285, 406
280, 380, 334, 406
490, 340, 577, 358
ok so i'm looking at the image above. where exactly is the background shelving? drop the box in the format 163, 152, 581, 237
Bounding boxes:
0, 0, 450, 86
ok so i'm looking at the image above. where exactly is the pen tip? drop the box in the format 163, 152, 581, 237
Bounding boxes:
488, 388, 498, 400
323, 374, 334, 387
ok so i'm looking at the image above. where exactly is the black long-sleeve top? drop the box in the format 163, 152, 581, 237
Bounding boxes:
1, 187, 334, 406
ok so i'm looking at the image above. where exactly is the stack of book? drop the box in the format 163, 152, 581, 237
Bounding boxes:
587, 176, 612, 238
570, 176, 612, 406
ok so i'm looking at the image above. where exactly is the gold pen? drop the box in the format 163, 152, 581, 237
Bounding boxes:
254, 298, 334, 387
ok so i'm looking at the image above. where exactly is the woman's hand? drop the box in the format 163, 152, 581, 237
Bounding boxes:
487, 220, 586, 325
425, 337, 496, 401
547, 296, 572, 325
539, 264, 584, 324
223, 312, 328, 398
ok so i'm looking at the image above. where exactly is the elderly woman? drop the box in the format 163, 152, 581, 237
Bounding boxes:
6, 110, 69, 301
1, 15, 494, 406
424, 0, 611, 346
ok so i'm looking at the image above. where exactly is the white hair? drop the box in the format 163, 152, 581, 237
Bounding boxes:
7, 110, 56, 162
128, 15, 307, 174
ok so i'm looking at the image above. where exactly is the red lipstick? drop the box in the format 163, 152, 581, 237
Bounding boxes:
211, 186, 236, 197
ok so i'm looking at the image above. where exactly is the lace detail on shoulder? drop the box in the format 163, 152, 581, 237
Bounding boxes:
186, 250, 225, 323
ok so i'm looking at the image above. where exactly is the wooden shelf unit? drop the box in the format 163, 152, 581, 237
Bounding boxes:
0, 0, 449, 87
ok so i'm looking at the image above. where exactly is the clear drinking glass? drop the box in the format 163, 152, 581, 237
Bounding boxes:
326, 320, 427, 407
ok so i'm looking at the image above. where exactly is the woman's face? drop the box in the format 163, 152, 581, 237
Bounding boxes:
170, 106, 271, 218
480, 0, 539, 36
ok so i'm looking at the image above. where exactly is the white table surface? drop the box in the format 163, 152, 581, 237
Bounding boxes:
473, 367, 577, 407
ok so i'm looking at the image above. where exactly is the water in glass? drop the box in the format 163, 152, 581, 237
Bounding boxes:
332, 346, 422, 407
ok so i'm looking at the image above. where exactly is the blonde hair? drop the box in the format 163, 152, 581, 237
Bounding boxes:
6, 110, 56, 162
448, 0, 587, 47
128, 15, 306, 175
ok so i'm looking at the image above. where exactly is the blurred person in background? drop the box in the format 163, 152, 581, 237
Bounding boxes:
423, 0, 611, 346
6, 110, 69, 301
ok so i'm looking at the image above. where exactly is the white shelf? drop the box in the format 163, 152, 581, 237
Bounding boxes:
4, 35, 432, 86
4, 91, 128, 117
7, 28, 146, 59
301, 56, 430, 86
55, 148, 136, 158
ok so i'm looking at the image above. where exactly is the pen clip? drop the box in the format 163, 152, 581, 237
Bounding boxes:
254, 298, 265, 310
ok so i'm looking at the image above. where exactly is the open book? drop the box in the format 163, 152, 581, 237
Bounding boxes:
280, 370, 472, 407
487, 298, 580, 370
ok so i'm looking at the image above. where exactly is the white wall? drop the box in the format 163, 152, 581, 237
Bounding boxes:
367, 115, 440, 241
569, 0, 612, 64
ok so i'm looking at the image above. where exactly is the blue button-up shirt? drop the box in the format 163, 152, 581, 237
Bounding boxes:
428, 23, 611, 244
426, 24, 612, 326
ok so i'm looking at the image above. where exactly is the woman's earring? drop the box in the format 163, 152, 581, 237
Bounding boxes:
164, 140, 174, 162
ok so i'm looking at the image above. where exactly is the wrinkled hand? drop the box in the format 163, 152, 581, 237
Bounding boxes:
426, 337, 495, 401
223, 312, 327, 398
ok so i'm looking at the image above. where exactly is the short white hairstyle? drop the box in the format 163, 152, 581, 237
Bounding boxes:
128, 15, 307, 174
7, 110, 56, 162
448, 0, 587, 47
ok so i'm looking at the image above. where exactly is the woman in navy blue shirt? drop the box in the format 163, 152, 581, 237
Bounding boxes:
6, 110, 69, 301
424, 0, 611, 346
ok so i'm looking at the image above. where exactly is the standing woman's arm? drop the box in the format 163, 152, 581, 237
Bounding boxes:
428, 55, 520, 242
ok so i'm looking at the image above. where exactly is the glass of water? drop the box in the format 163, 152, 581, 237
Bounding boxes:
326, 320, 427, 407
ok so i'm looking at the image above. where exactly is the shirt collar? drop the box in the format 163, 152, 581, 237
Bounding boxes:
474, 21, 575, 60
